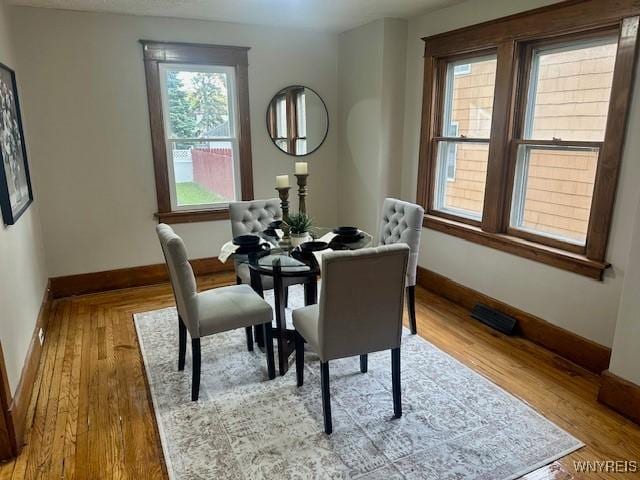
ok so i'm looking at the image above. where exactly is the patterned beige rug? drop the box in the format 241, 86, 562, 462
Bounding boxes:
134, 286, 582, 479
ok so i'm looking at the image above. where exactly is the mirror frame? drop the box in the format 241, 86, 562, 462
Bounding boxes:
265, 85, 329, 157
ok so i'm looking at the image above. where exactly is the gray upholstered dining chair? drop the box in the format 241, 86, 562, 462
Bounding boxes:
378, 198, 424, 334
293, 244, 409, 434
156, 224, 275, 401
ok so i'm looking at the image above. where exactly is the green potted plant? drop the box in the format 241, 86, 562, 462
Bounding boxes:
286, 212, 313, 247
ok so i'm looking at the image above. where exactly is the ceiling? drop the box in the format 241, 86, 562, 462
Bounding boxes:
8, 0, 464, 32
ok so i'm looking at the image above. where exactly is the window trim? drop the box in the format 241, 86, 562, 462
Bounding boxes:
141, 40, 254, 224
416, 0, 640, 280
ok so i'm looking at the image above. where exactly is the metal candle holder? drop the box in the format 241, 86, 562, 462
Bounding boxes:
295, 174, 308, 215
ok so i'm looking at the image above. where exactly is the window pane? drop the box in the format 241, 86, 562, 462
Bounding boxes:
165, 68, 233, 139
276, 96, 287, 138
275, 138, 288, 153
525, 38, 617, 141
442, 56, 497, 138
434, 141, 489, 219
170, 140, 236, 207
296, 139, 307, 156
296, 92, 307, 137
510, 144, 599, 245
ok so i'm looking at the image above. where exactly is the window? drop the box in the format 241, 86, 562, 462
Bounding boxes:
510, 38, 617, 246
417, 2, 640, 279
141, 41, 254, 223
267, 86, 308, 155
159, 64, 240, 210
434, 55, 497, 222
296, 91, 308, 155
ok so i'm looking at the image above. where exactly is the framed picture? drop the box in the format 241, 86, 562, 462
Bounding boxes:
0, 62, 32, 225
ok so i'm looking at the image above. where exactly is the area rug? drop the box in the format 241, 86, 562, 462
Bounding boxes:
133, 286, 583, 480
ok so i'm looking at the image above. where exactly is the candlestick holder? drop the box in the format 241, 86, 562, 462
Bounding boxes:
276, 186, 291, 222
295, 174, 308, 215
276, 186, 291, 247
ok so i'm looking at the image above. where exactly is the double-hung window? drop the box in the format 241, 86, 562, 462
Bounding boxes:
142, 41, 254, 223
434, 55, 497, 221
509, 37, 618, 249
267, 86, 308, 155
159, 64, 240, 210
417, 1, 640, 279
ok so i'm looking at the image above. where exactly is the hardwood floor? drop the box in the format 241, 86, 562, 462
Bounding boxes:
0, 271, 639, 479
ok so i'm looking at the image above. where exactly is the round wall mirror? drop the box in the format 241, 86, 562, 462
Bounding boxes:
266, 85, 328, 156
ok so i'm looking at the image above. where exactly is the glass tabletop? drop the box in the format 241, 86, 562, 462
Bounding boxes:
233, 226, 373, 274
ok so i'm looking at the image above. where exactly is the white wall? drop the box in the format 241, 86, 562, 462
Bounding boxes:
0, 0, 48, 394
9, 7, 339, 277
609, 195, 640, 385
337, 18, 407, 237
338, 20, 384, 235
400, 0, 640, 347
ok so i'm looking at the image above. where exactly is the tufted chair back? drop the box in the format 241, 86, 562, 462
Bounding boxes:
156, 224, 199, 337
229, 198, 282, 237
378, 198, 424, 287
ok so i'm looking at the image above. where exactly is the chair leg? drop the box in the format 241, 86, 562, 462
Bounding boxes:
407, 285, 417, 335
284, 286, 289, 308
191, 338, 201, 401
360, 354, 368, 373
178, 315, 187, 371
320, 361, 332, 434
245, 326, 254, 352
391, 347, 401, 418
295, 332, 305, 387
263, 322, 275, 380
255, 325, 265, 348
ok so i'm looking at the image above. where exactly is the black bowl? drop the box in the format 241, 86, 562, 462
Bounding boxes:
269, 220, 284, 230
233, 234, 260, 246
299, 241, 329, 253
331, 232, 364, 244
333, 226, 359, 236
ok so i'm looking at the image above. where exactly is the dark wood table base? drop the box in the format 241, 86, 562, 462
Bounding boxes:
248, 267, 318, 376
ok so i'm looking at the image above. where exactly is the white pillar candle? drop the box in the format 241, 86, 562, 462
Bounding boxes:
276, 175, 290, 188
295, 162, 308, 175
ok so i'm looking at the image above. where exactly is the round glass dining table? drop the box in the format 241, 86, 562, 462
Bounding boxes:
232, 227, 373, 375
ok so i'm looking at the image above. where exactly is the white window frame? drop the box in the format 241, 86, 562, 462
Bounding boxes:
158, 63, 242, 211
446, 121, 459, 181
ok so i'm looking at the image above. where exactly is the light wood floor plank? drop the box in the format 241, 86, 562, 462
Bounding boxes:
23, 300, 64, 479
0, 461, 15, 480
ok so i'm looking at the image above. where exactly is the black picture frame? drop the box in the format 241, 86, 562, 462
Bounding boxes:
0, 62, 32, 225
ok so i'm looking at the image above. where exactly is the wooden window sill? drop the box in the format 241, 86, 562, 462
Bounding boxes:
423, 214, 609, 280
155, 208, 230, 224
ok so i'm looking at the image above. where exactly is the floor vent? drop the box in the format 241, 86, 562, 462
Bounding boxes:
470, 304, 518, 335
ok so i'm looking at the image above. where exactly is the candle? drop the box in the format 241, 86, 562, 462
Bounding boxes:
276, 175, 290, 188
295, 162, 308, 175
